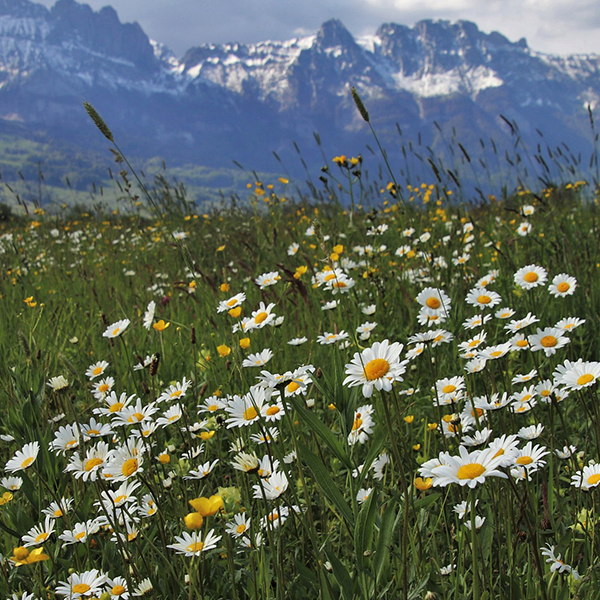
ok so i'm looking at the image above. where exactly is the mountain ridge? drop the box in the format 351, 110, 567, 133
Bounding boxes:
0, 0, 598, 197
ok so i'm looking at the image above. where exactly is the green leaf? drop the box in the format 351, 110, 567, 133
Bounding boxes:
355, 487, 379, 573
356, 433, 386, 489
297, 441, 354, 526
374, 499, 400, 584
412, 492, 441, 512
289, 396, 353, 469
324, 545, 355, 600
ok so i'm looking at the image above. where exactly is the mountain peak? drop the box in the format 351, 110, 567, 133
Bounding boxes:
0, 0, 48, 18
316, 19, 356, 49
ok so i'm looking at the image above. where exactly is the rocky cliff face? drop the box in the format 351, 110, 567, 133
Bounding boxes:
1, 0, 599, 184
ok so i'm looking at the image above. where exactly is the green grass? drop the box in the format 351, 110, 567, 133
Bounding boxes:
0, 137, 598, 600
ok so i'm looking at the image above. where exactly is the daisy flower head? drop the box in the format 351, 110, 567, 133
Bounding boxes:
554, 359, 600, 390
1, 476, 22, 491
242, 349, 273, 368
244, 302, 277, 331
417, 307, 447, 327
517, 221, 532, 236
434, 376, 465, 404
415, 287, 451, 315
477, 342, 511, 361
555, 316, 586, 332
105, 576, 130, 599
142, 301, 156, 330
217, 292, 246, 313
513, 442, 549, 472
514, 265, 548, 290
504, 312, 540, 332
529, 327, 569, 357
343, 340, 408, 398
225, 386, 268, 428
167, 529, 222, 556
22, 516, 55, 547
56, 569, 106, 598
102, 439, 145, 482
540, 545, 580, 579
103, 319, 130, 339
486, 434, 520, 467
495, 307, 515, 319
85, 360, 109, 380
555, 445, 577, 459
462, 427, 493, 447
426, 445, 508, 488
356, 321, 377, 340
47, 375, 69, 391
226, 513, 251, 538
517, 424, 544, 440
255, 271, 281, 289
5, 442, 40, 473
252, 471, 289, 500
92, 376, 115, 400
317, 330, 349, 345
288, 336, 308, 346
549, 273, 577, 297
462, 314, 492, 330
465, 287, 502, 309
347, 404, 375, 445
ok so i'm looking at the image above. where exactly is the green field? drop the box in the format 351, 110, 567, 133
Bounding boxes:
0, 112, 599, 600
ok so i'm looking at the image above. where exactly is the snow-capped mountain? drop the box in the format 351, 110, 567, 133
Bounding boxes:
1, 0, 600, 186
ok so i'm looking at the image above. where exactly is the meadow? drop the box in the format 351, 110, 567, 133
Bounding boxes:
0, 102, 599, 600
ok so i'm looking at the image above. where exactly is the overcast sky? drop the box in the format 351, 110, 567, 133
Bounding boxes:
34, 0, 600, 58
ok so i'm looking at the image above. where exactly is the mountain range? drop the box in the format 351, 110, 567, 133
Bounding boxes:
1, 0, 600, 197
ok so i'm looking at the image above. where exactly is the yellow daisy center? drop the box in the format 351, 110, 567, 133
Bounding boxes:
352, 416, 363, 431
109, 402, 124, 413
457, 463, 485, 480
114, 494, 127, 504
254, 311, 268, 324
21, 457, 34, 468
578, 374, 594, 386
477, 294, 491, 304
236, 524, 247, 534
85, 458, 103, 472
227, 298, 238, 307
557, 282, 570, 293
112, 327, 121, 336
93, 366, 102, 375
266, 406, 280, 416
72, 584, 91, 594
516, 340, 529, 347
121, 458, 138, 477
98, 384, 109, 393
286, 381, 301, 394
87, 429, 100, 436
75, 531, 86, 541
187, 542, 204, 553
442, 384, 456, 394
524, 272, 538, 283
364, 358, 390, 381
426, 297, 441, 309
244, 407, 258, 421
207, 404, 218, 412
170, 390, 183, 398
112, 585, 126, 595
35, 532, 49, 543
517, 456, 533, 465
129, 412, 145, 422
493, 448, 505, 459
540, 335, 557, 348
587, 474, 600, 486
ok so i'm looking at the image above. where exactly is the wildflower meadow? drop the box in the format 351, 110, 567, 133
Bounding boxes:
0, 100, 599, 600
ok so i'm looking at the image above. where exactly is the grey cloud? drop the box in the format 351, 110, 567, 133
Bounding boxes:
32, 0, 600, 56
